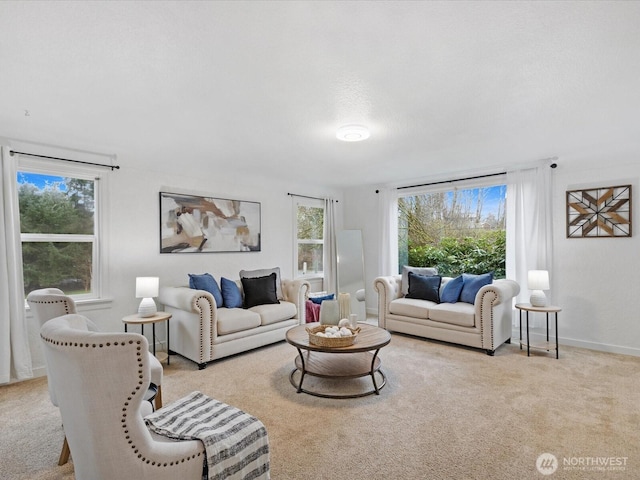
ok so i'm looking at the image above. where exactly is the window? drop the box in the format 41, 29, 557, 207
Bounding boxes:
17, 164, 102, 300
398, 182, 507, 278
294, 199, 324, 277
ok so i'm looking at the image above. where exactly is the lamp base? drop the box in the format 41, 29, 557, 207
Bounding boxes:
138, 298, 157, 317
529, 290, 548, 307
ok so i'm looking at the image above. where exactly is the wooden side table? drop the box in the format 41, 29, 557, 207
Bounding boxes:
122, 312, 172, 364
515, 303, 561, 359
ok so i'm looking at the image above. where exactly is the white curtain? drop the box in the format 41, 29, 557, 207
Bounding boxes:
378, 187, 398, 276
506, 165, 554, 327
323, 198, 337, 294
0, 146, 33, 384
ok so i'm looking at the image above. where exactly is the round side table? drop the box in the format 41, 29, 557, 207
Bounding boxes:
515, 303, 561, 359
122, 312, 172, 364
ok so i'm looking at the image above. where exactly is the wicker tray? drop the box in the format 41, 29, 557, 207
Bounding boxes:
306, 324, 361, 348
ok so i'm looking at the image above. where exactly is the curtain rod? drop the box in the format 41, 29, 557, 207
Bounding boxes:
379, 161, 558, 193
397, 171, 506, 191
287, 192, 338, 203
10, 150, 120, 171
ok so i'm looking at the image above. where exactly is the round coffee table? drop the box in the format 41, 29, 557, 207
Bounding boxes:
285, 322, 391, 399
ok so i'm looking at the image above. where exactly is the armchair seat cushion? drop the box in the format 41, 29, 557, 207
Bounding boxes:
250, 301, 297, 326
217, 308, 261, 335
428, 302, 475, 327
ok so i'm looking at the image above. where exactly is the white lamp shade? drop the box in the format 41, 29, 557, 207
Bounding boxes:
527, 270, 550, 290
528, 270, 549, 307
136, 277, 159, 298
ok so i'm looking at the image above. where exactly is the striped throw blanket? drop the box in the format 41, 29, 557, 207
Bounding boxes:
145, 391, 270, 480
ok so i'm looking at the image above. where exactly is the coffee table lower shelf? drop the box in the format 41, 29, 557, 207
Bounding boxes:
289, 350, 386, 399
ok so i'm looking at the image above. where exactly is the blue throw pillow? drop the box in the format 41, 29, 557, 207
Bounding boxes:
188, 273, 223, 307
220, 277, 243, 308
309, 293, 335, 305
405, 272, 441, 303
440, 275, 464, 303
459, 272, 494, 304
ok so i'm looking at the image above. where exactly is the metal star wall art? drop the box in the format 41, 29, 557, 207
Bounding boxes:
566, 185, 631, 238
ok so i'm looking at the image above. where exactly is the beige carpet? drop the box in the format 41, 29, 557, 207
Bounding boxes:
1, 332, 639, 480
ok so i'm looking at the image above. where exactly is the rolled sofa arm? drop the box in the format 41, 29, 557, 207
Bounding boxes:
474, 279, 520, 307
373, 275, 402, 329
158, 286, 216, 314
281, 279, 310, 324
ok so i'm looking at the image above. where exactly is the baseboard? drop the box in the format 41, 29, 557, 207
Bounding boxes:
512, 330, 640, 357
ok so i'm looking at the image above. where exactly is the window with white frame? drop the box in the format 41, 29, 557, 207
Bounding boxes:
398, 178, 507, 277
17, 160, 103, 300
294, 198, 324, 277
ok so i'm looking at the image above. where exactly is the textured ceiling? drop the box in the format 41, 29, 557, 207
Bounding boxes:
1, 1, 640, 188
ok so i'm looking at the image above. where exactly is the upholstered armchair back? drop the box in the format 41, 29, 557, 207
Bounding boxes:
40, 314, 204, 480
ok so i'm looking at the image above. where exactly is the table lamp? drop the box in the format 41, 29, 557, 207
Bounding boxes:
528, 270, 549, 307
136, 276, 159, 317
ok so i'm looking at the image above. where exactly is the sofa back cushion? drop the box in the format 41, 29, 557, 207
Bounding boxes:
240, 267, 283, 300
241, 273, 280, 309
221, 277, 243, 308
440, 275, 464, 303
401, 266, 438, 295
459, 272, 494, 304
188, 273, 224, 307
405, 272, 442, 303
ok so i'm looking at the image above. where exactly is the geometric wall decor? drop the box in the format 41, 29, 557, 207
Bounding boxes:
566, 185, 632, 238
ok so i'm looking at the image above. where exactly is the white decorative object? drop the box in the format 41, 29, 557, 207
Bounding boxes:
528, 270, 550, 307
319, 299, 340, 325
136, 277, 159, 317
338, 292, 351, 319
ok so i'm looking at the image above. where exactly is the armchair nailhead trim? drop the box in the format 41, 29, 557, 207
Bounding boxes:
40, 333, 203, 468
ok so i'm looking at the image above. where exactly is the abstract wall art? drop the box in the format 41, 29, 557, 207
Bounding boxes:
566, 184, 631, 238
160, 192, 261, 253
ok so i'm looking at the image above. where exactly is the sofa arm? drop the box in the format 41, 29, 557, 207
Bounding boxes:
475, 279, 520, 307
373, 275, 402, 329
281, 279, 310, 324
158, 286, 216, 314
475, 279, 520, 352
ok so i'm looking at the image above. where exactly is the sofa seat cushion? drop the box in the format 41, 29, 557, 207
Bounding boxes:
250, 301, 297, 325
388, 298, 433, 319
427, 302, 475, 327
217, 308, 261, 335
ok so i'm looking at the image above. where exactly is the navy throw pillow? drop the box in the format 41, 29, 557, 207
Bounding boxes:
440, 275, 464, 303
241, 273, 280, 309
406, 272, 442, 303
220, 277, 243, 308
459, 272, 494, 304
309, 293, 335, 305
188, 273, 223, 307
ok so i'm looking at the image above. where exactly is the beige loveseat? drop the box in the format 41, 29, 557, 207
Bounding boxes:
158, 278, 309, 369
374, 274, 520, 355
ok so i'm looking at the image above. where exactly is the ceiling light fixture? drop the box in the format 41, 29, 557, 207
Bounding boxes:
336, 125, 370, 142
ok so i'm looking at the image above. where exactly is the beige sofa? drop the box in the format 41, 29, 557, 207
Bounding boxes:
158, 278, 309, 369
374, 275, 520, 355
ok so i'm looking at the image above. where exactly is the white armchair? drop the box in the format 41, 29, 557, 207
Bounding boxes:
39, 314, 204, 480
27, 288, 165, 465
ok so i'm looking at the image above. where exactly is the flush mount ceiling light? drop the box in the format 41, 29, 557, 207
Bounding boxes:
336, 125, 370, 142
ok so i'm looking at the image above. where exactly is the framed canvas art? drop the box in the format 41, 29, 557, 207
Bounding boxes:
160, 192, 261, 253
566, 184, 631, 238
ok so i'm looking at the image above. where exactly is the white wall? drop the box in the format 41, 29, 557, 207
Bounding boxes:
551, 157, 639, 355
25, 156, 342, 376
343, 159, 640, 356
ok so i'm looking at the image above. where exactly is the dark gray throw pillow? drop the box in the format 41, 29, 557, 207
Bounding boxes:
405, 272, 442, 303
241, 272, 280, 309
